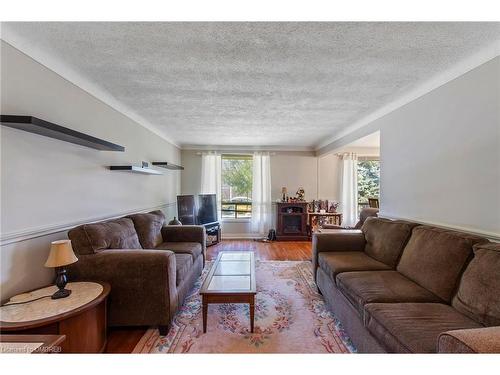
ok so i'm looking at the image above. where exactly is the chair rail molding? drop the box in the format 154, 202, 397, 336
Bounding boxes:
0, 202, 176, 246
379, 211, 500, 242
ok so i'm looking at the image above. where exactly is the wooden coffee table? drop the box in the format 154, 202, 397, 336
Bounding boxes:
200, 251, 256, 333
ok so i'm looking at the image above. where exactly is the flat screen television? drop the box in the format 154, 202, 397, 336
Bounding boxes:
197, 194, 217, 225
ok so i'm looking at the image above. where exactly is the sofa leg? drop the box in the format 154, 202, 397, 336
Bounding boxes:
158, 325, 169, 336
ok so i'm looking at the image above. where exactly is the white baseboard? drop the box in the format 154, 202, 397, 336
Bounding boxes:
379, 211, 500, 242
1, 202, 176, 246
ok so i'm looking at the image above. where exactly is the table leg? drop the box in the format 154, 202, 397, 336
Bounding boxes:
249, 297, 255, 333
202, 298, 208, 333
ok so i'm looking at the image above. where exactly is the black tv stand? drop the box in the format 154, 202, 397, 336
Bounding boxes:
203, 222, 221, 247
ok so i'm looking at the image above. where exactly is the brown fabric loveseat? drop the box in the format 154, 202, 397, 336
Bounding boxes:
67, 210, 206, 335
313, 217, 500, 353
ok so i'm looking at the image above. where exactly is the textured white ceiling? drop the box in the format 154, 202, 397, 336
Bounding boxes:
2, 22, 500, 149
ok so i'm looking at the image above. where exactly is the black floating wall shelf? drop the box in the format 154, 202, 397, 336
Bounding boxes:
152, 162, 184, 170
0, 115, 125, 152
109, 165, 163, 175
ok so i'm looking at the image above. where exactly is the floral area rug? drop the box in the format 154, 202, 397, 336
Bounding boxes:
133, 260, 356, 353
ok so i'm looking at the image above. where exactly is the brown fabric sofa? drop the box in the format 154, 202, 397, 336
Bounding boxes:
313, 217, 500, 353
67, 210, 206, 335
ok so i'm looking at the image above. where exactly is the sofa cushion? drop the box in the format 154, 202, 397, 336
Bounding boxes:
127, 210, 165, 249
67, 226, 94, 255
318, 252, 390, 282
438, 327, 500, 353
175, 253, 193, 287
361, 218, 417, 268
364, 303, 482, 353
155, 242, 203, 261
68, 218, 142, 255
452, 242, 500, 326
397, 226, 487, 303
336, 271, 442, 317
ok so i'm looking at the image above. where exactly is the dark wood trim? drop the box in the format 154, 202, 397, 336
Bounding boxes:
0, 115, 125, 151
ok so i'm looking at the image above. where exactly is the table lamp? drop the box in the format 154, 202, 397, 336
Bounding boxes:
44, 240, 78, 299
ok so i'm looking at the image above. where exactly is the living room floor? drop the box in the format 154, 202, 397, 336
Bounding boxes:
105, 239, 312, 353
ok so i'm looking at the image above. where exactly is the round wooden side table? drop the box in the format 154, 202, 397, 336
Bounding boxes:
0, 281, 110, 353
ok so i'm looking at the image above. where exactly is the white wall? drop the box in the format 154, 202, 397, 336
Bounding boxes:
1, 41, 181, 300
179, 150, 202, 196
180, 150, 318, 238
318, 153, 341, 202
316, 58, 499, 240
270, 152, 318, 202
317, 146, 380, 203
378, 57, 499, 238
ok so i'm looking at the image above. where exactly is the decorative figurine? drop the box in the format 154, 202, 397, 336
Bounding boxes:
295, 187, 305, 201
329, 201, 340, 213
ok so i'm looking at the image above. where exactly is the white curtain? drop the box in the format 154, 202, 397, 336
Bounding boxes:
340, 152, 358, 227
200, 152, 222, 220
251, 152, 272, 235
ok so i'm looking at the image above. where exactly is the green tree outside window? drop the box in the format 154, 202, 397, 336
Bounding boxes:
357, 160, 380, 203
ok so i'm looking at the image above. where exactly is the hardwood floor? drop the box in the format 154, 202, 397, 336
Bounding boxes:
206, 239, 312, 261
105, 240, 312, 353
106, 327, 149, 353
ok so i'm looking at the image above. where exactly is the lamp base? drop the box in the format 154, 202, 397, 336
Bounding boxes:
51, 288, 72, 299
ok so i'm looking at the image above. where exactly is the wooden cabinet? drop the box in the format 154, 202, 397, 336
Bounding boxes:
276, 202, 309, 241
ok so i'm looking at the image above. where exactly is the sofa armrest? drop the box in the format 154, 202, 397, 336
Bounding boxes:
438, 327, 500, 353
67, 249, 177, 327
312, 230, 366, 253
161, 225, 207, 262
161, 225, 206, 243
312, 230, 366, 281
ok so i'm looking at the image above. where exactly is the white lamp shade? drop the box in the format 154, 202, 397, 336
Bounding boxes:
44, 240, 78, 268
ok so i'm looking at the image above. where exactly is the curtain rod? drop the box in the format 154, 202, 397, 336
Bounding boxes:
334, 152, 379, 160
196, 151, 276, 156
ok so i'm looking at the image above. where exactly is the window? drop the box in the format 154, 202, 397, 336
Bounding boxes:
221, 155, 253, 219
357, 159, 380, 210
